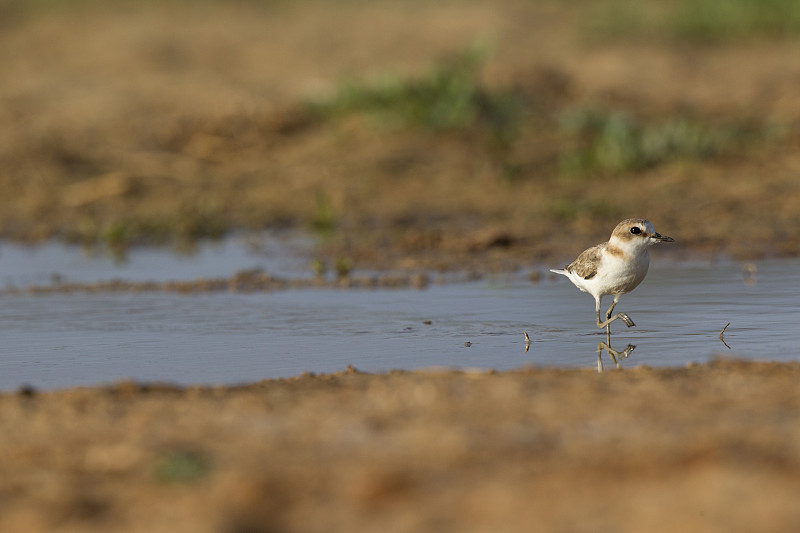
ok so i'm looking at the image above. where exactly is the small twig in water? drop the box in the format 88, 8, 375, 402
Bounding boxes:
719, 322, 732, 350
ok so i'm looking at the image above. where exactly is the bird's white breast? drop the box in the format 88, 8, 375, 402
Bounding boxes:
597, 247, 650, 295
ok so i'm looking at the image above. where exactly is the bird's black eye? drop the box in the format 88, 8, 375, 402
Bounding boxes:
630, 227, 641, 235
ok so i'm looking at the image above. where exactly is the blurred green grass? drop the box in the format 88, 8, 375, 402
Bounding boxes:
4, 0, 798, 257
584, 0, 800, 42
305, 49, 782, 181
557, 107, 779, 177
67, 41, 786, 249
307, 45, 525, 140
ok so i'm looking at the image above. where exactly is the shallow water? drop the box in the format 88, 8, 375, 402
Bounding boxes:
0, 240, 797, 390
0, 234, 314, 286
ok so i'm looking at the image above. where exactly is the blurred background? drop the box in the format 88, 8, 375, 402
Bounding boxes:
1, 0, 799, 270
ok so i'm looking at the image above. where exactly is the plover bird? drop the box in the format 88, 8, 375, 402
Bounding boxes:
550, 219, 674, 337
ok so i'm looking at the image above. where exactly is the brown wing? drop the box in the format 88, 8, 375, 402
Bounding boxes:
565, 244, 604, 280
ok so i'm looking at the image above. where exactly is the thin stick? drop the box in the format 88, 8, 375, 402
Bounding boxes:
719, 322, 731, 350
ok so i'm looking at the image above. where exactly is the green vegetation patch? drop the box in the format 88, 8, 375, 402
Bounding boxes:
557, 106, 774, 177
67, 201, 230, 256
307, 46, 525, 142
153, 449, 211, 484
588, 0, 800, 42
306, 46, 783, 182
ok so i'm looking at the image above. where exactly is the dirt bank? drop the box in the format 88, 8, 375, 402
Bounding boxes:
1, 1, 799, 271
2, 359, 800, 532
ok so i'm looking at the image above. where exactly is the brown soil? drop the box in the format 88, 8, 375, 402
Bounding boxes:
3, 360, 800, 533
1, 1, 800, 270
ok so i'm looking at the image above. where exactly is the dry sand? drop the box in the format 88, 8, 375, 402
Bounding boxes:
3, 360, 800, 532
1, 1, 799, 266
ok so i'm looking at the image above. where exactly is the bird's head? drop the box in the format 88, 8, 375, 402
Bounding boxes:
610, 219, 674, 250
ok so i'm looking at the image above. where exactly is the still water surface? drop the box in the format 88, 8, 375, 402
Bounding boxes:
0, 240, 797, 390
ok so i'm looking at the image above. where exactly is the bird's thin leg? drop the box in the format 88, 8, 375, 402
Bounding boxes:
593, 296, 614, 344
597, 294, 635, 329
606, 295, 616, 344
605, 296, 618, 320
594, 296, 609, 343
594, 296, 603, 327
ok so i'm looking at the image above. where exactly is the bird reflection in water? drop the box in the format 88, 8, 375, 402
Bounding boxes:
596, 341, 636, 372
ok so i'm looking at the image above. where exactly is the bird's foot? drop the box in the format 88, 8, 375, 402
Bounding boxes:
597, 313, 636, 329
618, 313, 635, 328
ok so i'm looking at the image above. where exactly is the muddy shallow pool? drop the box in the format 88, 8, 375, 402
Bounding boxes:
0, 240, 796, 390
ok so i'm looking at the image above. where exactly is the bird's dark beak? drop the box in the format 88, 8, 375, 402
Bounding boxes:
653, 232, 674, 243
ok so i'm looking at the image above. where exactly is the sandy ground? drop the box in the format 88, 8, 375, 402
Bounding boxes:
3, 360, 800, 533
1, 1, 800, 267
3, 2, 800, 531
